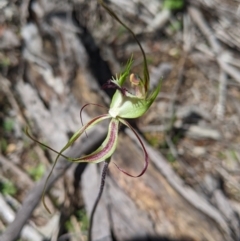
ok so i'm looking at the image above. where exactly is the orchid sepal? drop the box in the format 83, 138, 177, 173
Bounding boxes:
25, 114, 111, 213
54, 114, 111, 162
116, 117, 149, 177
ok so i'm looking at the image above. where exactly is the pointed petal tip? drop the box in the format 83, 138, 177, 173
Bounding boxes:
113, 158, 148, 178
42, 197, 52, 214
114, 118, 149, 178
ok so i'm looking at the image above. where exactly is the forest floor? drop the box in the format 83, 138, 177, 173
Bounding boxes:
1, 0, 240, 241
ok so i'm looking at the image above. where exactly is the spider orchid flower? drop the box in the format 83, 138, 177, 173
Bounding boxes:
26, 56, 161, 215
26, 57, 161, 179
25, 0, 161, 213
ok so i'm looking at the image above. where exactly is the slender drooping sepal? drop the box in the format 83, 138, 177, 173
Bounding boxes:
117, 118, 149, 177
26, 114, 110, 213
25, 127, 70, 160
98, 0, 149, 92
74, 118, 119, 163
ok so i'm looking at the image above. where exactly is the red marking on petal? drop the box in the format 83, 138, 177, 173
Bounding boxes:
77, 118, 119, 162
102, 80, 129, 96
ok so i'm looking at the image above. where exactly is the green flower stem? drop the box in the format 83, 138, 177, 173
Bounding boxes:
88, 157, 111, 241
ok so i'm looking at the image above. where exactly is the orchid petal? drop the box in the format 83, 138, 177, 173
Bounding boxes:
116, 118, 149, 177
56, 114, 110, 162
74, 118, 119, 164
26, 114, 110, 213
80, 103, 108, 137
80, 103, 108, 127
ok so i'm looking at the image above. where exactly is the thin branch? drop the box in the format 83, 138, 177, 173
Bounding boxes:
216, 70, 227, 120
188, 6, 240, 85
0, 194, 44, 241
0, 155, 34, 188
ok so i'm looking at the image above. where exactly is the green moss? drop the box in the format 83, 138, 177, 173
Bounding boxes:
163, 0, 184, 10
76, 209, 89, 232
0, 57, 11, 67
0, 180, 17, 196
0, 138, 8, 153
170, 20, 182, 32
230, 149, 239, 162
3, 118, 14, 133
64, 210, 89, 234
27, 163, 45, 181
218, 151, 226, 159
166, 151, 175, 163
65, 220, 74, 232
117, 25, 127, 37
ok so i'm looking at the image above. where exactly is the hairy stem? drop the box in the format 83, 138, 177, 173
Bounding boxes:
88, 158, 111, 241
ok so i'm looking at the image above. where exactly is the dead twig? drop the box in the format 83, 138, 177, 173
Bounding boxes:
0, 194, 44, 241
216, 70, 227, 120
0, 155, 34, 189
187, 6, 240, 122
188, 6, 240, 85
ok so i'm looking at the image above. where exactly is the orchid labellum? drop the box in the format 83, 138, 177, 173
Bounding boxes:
26, 0, 161, 213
